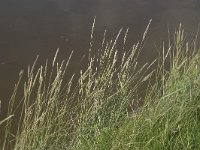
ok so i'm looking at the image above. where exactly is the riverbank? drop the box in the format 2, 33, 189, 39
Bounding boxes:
1, 24, 200, 149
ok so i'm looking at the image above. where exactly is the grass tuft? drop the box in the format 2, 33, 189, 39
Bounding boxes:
1, 22, 200, 149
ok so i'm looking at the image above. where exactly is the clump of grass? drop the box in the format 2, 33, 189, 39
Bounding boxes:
1, 22, 200, 150
110, 24, 200, 150
1, 20, 153, 150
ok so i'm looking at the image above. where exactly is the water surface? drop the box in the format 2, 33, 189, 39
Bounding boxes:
0, 0, 200, 120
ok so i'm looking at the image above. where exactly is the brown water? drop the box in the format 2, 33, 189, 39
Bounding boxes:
0, 0, 200, 126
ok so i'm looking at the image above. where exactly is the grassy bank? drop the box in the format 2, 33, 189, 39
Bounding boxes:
1, 23, 200, 149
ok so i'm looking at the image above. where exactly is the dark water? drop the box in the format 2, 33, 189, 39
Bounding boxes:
0, 0, 200, 124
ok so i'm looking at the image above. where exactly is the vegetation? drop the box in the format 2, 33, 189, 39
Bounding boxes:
1, 22, 200, 149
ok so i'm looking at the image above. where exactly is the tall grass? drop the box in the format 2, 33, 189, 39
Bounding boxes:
110, 24, 200, 149
1, 22, 200, 149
